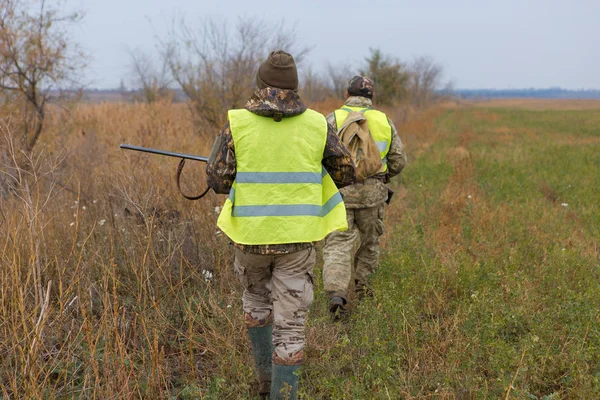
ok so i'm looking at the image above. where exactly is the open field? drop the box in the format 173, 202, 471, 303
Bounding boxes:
1, 99, 599, 399
455, 98, 600, 111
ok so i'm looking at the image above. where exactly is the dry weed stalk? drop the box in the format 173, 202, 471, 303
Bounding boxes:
0, 107, 241, 397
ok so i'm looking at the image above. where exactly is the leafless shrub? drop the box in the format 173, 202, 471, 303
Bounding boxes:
300, 67, 334, 103
408, 56, 445, 110
162, 16, 309, 130
0, 0, 85, 154
128, 48, 173, 103
326, 62, 353, 100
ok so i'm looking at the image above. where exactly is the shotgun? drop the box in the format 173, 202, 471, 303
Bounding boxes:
120, 144, 209, 163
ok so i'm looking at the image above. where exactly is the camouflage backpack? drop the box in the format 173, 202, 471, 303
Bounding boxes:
337, 111, 383, 181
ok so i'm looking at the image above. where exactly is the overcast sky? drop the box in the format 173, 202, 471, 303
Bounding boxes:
64, 0, 599, 90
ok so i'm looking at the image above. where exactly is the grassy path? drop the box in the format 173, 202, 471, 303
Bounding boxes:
302, 106, 600, 399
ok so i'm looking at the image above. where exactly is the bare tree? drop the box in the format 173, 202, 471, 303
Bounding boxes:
326, 62, 353, 100
409, 56, 444, 109
162, 16, 309, 130
129, 48, 173, 103
0, 0, 85, 153
300, 67, 333, 103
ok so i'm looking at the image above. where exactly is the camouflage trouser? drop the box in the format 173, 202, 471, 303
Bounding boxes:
322, 204, 385, 299
233, 246, 316, 362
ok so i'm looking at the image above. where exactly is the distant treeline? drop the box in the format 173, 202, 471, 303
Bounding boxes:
454, 88, 600, 99
80, 87, 600, 103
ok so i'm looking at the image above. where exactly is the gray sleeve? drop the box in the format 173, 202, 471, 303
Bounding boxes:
386, 118, 407, 178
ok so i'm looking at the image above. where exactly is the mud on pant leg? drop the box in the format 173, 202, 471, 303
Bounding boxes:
322, 209, 358, 300
270, 247, 316, 363
233, 248, 274, 324
353, 204, 385, 289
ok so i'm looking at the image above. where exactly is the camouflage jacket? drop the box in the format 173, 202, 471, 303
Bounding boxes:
206, 88, 356, 254
326, 96, 407, 208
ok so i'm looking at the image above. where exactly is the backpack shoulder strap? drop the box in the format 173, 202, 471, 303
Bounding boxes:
340, 107, 372, 114
341, 107, 369, 114
338, 111, 367, 132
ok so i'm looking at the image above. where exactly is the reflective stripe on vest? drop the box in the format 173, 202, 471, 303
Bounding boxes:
216, 109, 347, 245
334, 106, 392, 172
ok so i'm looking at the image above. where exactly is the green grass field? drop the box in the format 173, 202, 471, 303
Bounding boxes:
301, 106, 600, 399
1, 103, 599, 399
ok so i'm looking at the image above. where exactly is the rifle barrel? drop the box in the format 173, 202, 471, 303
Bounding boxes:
120, 144, 209, 163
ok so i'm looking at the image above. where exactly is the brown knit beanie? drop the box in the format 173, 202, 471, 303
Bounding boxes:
256, 50, 299, 92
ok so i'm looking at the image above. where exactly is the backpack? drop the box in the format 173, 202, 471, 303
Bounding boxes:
337, 111, 383, 181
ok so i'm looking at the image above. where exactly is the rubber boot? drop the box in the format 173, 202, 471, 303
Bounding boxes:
271, 363, 300, 400
248, 325, 273, 398
329, 296, 348, 321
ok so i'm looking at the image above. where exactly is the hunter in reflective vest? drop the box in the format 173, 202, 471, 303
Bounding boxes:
333, 106, 392, 174
323, 75, 407, 322
206, 50, 355, 400
217, 109, 348, 244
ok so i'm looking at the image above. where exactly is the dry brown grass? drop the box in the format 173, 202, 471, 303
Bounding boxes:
0, 101, 245, 398
3, 96, 426, 398
3, 96, 599, 398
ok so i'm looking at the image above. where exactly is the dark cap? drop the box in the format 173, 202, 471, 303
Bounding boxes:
256, 50, 299, 92
347, 75, 374, 98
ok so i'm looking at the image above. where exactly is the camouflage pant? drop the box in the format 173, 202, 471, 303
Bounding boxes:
322, 205, 385, 299
233, 246, 315, 361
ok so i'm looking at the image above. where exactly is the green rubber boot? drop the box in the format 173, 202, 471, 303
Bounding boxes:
270, 363, 300, 400
248, 325, 273, 398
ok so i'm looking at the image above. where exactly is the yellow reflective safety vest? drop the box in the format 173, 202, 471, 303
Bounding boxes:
216, 109, 348, 245
334, 106, 392, 173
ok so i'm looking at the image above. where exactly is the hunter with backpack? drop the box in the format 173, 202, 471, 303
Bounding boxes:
322, 75, 407, 319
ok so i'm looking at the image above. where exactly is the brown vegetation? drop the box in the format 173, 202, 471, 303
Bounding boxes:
1, 95, 412, 397
0, 0, 84, 154
2, 94, 600, 398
